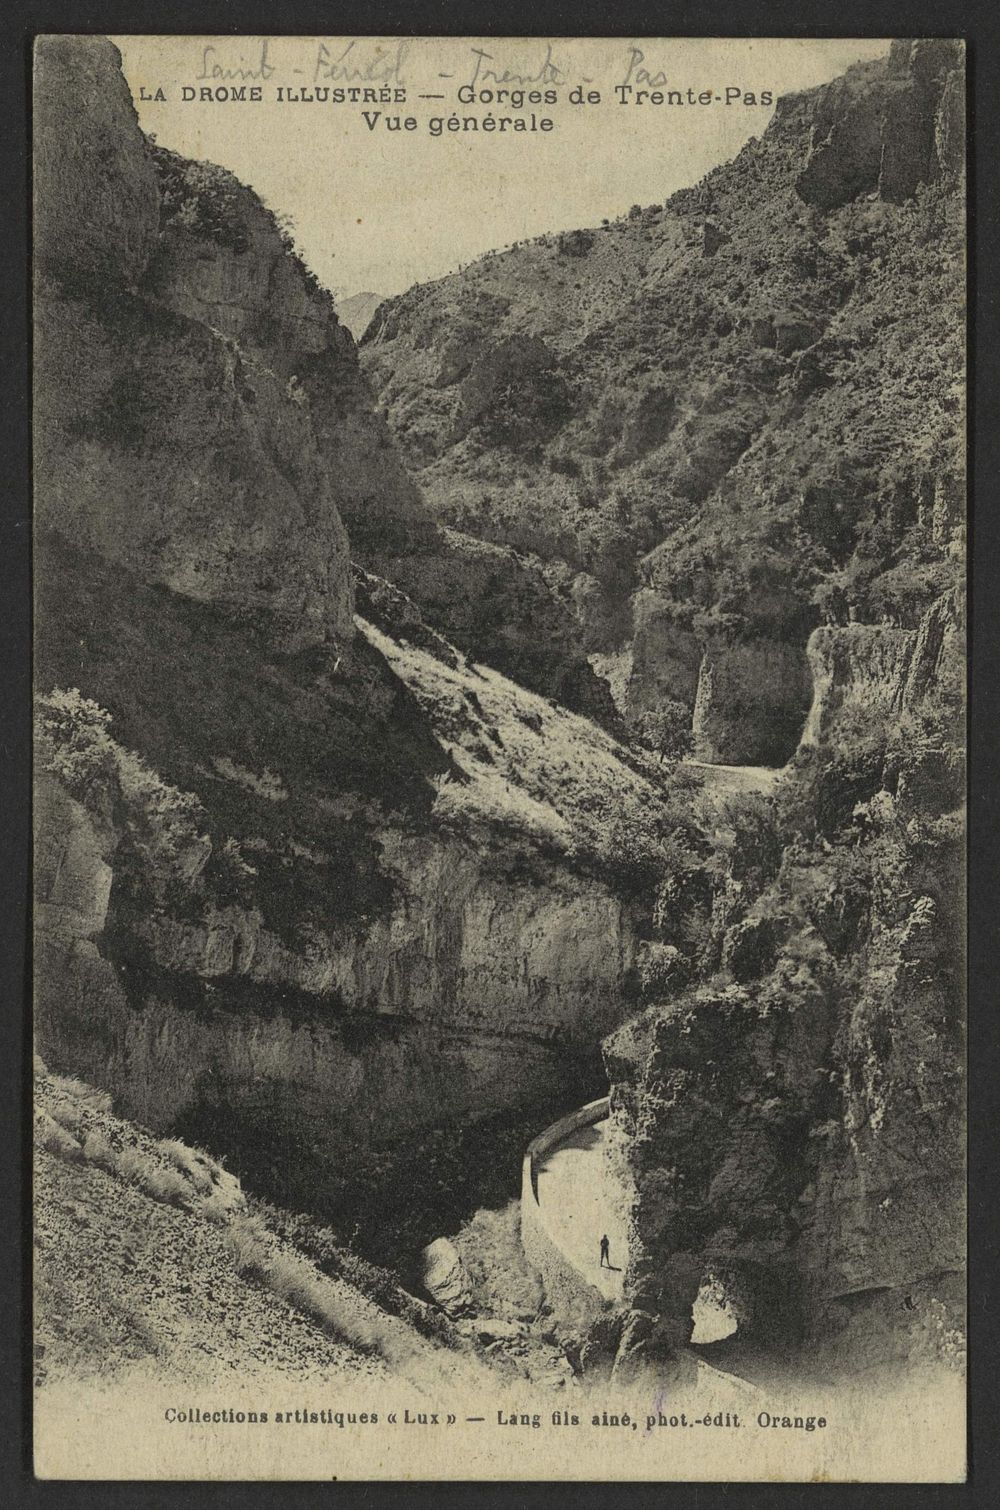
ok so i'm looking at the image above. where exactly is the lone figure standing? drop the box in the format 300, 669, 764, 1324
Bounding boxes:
599, 1234, 611, 1268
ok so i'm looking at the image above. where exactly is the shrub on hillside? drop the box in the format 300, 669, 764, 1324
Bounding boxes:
632, 703, 693, 763
153, 146, 251, 252
36, 687, 208, 878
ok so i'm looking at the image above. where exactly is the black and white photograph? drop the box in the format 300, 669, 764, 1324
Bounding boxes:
30, 33, 967, 1481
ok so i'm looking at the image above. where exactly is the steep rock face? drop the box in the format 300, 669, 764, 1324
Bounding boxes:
34, 291, 354, 647
799, 624, 916, 749
626, 594, 702, 719
35, 774, 117, 948
628, 607, 812, 767
33, 36, 160, 290
140, 146, 612, 715
386, 530, 619, 725
604, 987, 836, 1348
602, 589, 964, 1367
34, 724, 641, 1234
692, 641, 812, 765
35, 530, 689, 1244
798, 590, 964, 751
793, 41, 963, 212
904, 586, 965, 707
145, 158, 436, 563
33, 35, 355, 652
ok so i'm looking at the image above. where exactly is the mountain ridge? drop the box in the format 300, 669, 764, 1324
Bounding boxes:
360, 41, 964, 760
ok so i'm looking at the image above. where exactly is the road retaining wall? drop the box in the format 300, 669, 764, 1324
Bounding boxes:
521, 1097, 612, 1322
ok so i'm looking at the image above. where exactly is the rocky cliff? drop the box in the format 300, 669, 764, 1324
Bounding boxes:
799, 586, 965, 750
33, 36, 705, 1263
602, 584, 965, 1378
335, 291, 385, 340
34, 36, 606, 717
35, 38, 354, 652
34, 526, 699, 1259
362, 42, 964, 758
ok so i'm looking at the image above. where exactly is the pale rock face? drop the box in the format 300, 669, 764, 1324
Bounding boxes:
34, 775, 115, 947
34, 778, 642, 1207
798, 624, 916, 750
626, 592, 702, 719
797, 591, 964, 754
334, 292, 385, 341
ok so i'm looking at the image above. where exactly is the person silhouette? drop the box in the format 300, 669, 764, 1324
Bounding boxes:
599, 1234, 611, 1268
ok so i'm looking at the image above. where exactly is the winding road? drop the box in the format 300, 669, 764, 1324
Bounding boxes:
530, 1110, 737, 1341
533, 1116, 628, 1303
685, 759, 782, 797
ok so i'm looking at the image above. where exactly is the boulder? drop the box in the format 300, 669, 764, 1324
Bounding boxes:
421, 1237, 474, 1315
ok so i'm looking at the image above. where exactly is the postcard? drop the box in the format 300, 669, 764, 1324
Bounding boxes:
32, 34, 966, 1481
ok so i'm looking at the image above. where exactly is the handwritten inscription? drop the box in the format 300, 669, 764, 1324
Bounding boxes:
136, 39, 776, 119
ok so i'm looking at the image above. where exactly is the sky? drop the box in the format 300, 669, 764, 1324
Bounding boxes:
114, 36, 890, 300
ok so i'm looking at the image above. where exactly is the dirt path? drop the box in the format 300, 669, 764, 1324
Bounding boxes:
685, 759, 783, 797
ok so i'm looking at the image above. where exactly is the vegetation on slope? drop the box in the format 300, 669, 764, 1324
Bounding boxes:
35, 1062, 434, 1388
603, 594, 965, 1362
363, 47, 964, 660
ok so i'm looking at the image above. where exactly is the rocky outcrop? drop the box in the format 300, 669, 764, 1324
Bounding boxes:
604, 988, 834, 1349
904, 587, 965, 707
34, 290, 355, 649
795, 41, 964, 211
33, 37, 159, 290
799, 590, 964, 752
334, 291, 385, 340
33, 35, 359, 651
604, 869, 964, 1357
145, 155, 436, 563
626, 594, 702, 719
387, 531, 619, 724
692, 641, 812, 766
603, 585, 965, 1370
799, 624, 916, 749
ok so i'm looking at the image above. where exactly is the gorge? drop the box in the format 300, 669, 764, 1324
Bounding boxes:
33, 34, 965, 1399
